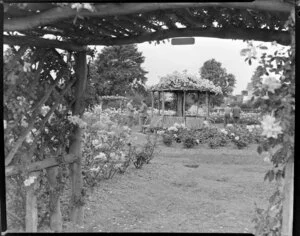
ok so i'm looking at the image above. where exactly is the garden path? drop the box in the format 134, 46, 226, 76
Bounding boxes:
71, 130, 276, 233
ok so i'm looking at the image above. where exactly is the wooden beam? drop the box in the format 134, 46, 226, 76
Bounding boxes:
88, 26, 290, 46
3, 35, 88, 52
117, 16, 146, 34
130, 15, 162, 31
179, 8, 205, 27
4, 1, 292, 31
5, 154, 78, 177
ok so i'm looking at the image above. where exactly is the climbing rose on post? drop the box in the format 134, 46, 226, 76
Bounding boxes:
263, 77, 281, 93
261, 115, 283, 139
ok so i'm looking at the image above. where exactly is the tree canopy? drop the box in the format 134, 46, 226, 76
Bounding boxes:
86, 44, 148, 106
199, 59, 236, 106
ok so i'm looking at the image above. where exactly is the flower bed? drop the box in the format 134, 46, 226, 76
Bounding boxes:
158, 122, 263, 149
69, 105, 158, 189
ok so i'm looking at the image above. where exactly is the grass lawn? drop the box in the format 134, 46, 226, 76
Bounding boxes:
66, 128, 276, 233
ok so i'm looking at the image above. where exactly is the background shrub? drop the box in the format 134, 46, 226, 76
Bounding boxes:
162, 134, 173, 146
183, 136, 196, 149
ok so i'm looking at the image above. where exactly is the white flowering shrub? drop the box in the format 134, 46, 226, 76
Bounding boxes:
151, 70, 222, 94
80, 106, 134, 188
148, 108, 176, 116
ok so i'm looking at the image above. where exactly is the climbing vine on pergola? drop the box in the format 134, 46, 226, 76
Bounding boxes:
3, 1, 295, 234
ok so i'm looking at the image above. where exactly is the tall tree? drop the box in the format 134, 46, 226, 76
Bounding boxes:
88, 44, 148, 102
199, 59, 236, 106
249, 65, 264, 91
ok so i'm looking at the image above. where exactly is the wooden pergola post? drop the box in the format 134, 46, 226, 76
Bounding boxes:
68, 51, 87, 226
282, 156, 294, 236
281, 8, 295, 236
151, 91, 154, 117
25, 172, 39, 232
47, 166, 63, 232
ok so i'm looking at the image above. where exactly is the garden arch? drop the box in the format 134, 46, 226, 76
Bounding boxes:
3, 1, 294, 235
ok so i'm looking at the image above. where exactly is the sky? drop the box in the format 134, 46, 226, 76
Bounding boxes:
95, 37, 262, 95
136, 37, 261, 95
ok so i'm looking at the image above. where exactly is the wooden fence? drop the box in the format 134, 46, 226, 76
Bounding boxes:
149, 115, 205, 129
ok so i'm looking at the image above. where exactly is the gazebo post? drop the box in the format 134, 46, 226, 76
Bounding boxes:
205, 91, 209, 117
151, 91, 154, 117
197, 91, 200, 116
177, 91, 183, 117
162, 91, 165, 116
183, 90, 186, 125
158, 92, 161, 115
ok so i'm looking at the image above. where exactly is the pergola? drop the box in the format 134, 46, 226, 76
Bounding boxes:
3, 1, 294, 234
150, 72, 222, 128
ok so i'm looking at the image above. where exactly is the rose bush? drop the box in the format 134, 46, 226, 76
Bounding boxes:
209, 112, 261, 125
159, 121, 263, 149
74, 105, 135, 189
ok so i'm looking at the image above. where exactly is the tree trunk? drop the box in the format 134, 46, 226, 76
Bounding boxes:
25, 172, 39, 232
68, 51, 87, 226
177, 92, 183, 117
46, 166, 62, 232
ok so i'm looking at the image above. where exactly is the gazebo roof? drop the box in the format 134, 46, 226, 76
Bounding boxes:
151, 71, 223, 94
3, 2, 293, 50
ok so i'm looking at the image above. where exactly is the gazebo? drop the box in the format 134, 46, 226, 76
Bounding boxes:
150, 71, 222, 129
